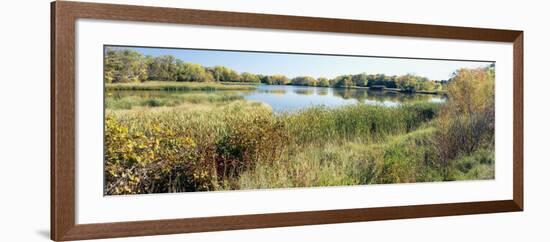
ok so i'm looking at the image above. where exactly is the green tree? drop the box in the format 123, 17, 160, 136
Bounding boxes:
333, 75, 353, 88
240, 72, 261, 83
417, 80, 435, 91
175, 61, 214, 82
104, 48, 148, 83
268, 75, 290, 85
147, 55, 177, 81
317, 77, 330, 87
209, 66, 240, 82
396, 74, 419, 92
291, 76, 317, 86
258, 74, 270, 84
351, 73, 369, 87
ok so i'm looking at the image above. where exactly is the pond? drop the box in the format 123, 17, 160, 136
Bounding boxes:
108, 84, 445, 113
246, 85, 445, 112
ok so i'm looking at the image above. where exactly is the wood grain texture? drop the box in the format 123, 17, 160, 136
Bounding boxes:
57, 200, 520, 241
51, 1, 524, 241
51, 1, 77, 240
513, 33, 524, 210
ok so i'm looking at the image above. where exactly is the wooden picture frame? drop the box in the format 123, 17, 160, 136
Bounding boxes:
51, 1, 523, 241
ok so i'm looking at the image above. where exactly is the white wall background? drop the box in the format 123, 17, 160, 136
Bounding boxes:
0, 0, 547, 241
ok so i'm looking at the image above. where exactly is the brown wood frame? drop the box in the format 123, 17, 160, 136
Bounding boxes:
51, 1, 523, 241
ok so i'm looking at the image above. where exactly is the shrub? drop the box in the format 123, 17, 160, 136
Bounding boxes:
104, 102, 289, 194
432, 66, 495, 179
215, 106, 289, 186
104, 115, 211, 194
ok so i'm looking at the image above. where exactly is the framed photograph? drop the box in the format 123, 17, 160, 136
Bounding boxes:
51, 1, 523, 241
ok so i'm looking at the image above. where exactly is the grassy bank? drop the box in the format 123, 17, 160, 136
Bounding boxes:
240, 126, 494, 189
105, 81, 257, 91
104, 99, 493, 195
105, 92, 245, 110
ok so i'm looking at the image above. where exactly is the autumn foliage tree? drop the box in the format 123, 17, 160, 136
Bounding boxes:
433, 65, 495, 178
104, 49, 148, 83
240, 72, 261, 83
104, 47, 443, 92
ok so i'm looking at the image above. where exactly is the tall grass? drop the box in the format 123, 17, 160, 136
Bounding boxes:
104, 67, 496, 194
104, 101, 448, 195
238, 127, 440, 189
282, 102, 439, 145
239, 122, 494, 189
105, 92, 244, 109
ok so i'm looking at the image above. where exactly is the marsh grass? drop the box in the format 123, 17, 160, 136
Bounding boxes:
238, 126, 441, 189
105, 99, 493, 195
449, 148, 494, 180
105, 81, 257, 91
105, 92, 245, 109
104, 66, 496, 195
282, 102, 439, 145
103, 66, 496, 195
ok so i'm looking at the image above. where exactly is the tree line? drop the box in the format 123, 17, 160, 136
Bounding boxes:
105, 48, 444, 91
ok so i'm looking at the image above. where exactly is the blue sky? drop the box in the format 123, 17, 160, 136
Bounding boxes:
108, 46, 493, 80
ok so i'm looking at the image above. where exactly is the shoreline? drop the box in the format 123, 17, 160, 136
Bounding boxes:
106, 81, 446, 95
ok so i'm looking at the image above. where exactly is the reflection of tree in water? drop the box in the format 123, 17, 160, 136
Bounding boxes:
110, 87, 444, 106
332, 88, 436, 103
316, 88, 329, 96
332, 88, 368, 101
257, 89, 287, 95
293, 89, 315, 95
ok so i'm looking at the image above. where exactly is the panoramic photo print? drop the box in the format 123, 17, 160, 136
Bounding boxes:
103, 46, 495, 195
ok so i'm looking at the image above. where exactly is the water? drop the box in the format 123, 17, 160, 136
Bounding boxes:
243, 85, 445, 112
110, 84, 445, 113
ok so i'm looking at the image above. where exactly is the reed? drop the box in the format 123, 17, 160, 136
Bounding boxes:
104, 101, 485, 195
